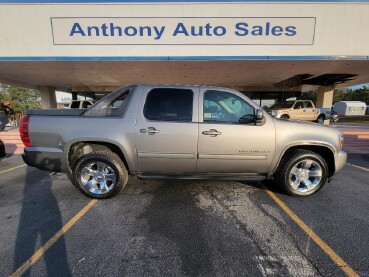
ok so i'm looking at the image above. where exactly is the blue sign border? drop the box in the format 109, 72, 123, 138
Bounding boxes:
1, 0, 369, 3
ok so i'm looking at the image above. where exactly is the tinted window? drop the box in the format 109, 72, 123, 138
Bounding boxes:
70, 101, 80, 108
144, 88, 193, 122
294, 102, 303, 109
203, 90, 255, 124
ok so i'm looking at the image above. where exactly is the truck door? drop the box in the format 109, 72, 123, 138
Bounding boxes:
302, 101, 316, 120
197, 89, 275, 174
135, 86, 199, 173
293, 101, 315, 120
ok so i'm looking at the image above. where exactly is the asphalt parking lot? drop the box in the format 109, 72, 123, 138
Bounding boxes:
0, 146, 369, 276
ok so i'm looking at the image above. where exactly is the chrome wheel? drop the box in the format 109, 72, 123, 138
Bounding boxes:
289, 159, 322, 193
80, 161, 117, 195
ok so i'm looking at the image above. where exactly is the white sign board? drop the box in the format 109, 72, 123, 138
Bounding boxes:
0, 3, 368, 58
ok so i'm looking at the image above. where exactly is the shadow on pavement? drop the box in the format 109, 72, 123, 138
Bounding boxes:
239, 180, 286, 195
13, 158, 71, 276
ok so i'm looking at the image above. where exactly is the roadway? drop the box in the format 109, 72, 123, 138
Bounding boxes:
0, 133, 368, 276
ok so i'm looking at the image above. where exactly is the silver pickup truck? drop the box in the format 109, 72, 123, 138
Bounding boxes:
20, 84, 346, 199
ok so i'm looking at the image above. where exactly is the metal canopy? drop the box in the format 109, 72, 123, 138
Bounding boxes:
0, 59, 368, 92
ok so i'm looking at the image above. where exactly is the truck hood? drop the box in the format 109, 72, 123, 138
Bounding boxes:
272, 117, 343, 152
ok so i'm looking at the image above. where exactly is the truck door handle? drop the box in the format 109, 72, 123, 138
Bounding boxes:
303, 110, 306, 112
202, 129, 221, 137
140, 127, 160, 135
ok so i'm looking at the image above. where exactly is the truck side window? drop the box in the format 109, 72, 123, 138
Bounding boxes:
83, 87, 133, 117
304, 101, 313, 108
203, 90, 255, 124
294, 102, 302, 109
70, 101, 80, 108
144, 88, 193, 122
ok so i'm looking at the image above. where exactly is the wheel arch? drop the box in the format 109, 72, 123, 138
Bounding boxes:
274, 144, 335, 178
68, 141, 130, 173
318, 113, 326, 119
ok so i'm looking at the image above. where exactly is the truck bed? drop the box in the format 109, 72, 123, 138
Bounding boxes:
25, 109, 85, 116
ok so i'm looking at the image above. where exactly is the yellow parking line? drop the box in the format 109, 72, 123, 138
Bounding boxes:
264, 188, 359, 277
348, 163, 369, 172
10, 199, 98, 277
0, 164, 26, 174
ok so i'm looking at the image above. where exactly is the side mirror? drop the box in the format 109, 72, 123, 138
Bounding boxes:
255, 109, 266, 126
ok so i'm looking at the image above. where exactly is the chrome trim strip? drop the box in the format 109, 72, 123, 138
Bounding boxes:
198, 154, 267, 160
137, 152, 196, 159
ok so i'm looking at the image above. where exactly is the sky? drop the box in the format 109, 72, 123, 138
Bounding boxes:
346, 83, 369, 89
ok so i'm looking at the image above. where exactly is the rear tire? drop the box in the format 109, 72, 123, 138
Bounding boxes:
275, 149, 328, 196
317, 115, 325, 124
72, 150, 128, 199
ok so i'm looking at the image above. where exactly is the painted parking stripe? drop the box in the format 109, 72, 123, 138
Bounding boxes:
0, 164, 26, 174
10, 199, 98, 277
347, 163, 369, 172
264, 187, 359, 277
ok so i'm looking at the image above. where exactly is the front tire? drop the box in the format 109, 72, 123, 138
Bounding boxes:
73, 150, 128, 199
275, 149, 328, 196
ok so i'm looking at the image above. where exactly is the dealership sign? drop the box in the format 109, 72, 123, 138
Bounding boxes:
51, 17, 315, 45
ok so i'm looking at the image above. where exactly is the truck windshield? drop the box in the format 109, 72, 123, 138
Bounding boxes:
83, 85, 135, 117
269, 101, 295, 109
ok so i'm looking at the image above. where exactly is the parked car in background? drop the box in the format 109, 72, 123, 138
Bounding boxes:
330, 110, 339, 123
68, 100, 95, 109
333, 101, 366, 116
267, 100, 331, 124
21, 84, 346, 199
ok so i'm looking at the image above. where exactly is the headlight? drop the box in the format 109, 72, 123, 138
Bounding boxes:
338, 135, 344, 151
271, 110, 277, 117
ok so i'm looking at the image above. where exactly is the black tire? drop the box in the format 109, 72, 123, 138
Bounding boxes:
275, 149, 328, 196
0, 140, 6, 158
280, 114, 289, 119
73, 150, 128, 199
316, 115, 325, 124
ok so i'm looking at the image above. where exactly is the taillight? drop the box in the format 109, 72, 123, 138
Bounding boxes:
19, 115, 31, 147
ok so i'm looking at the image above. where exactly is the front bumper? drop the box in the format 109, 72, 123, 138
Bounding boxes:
335, 150, 347, 174
22, 147, 68, 172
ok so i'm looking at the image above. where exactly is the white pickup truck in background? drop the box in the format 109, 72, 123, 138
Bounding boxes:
267, 100, 331, 124
68, 100, 95, 109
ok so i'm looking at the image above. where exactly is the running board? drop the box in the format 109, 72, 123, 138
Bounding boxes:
136, 173, 266, 181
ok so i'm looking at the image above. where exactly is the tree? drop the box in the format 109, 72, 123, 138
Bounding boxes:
0, 84, 41, 115
333, 87, 369, 104
302, 87, 369, 104
301, 91, 317, 101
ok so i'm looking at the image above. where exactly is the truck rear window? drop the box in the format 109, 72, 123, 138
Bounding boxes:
83, 86, 134, 117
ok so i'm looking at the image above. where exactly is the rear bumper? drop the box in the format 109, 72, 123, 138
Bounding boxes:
22, 147, 69, 172
335, 150, 347, 174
